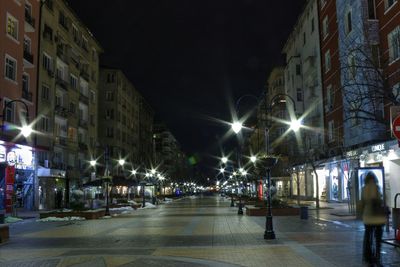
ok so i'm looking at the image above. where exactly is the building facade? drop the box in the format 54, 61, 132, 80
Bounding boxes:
0, 0, 40, 212
98, 67, 140, 175
36, 0, 102, 210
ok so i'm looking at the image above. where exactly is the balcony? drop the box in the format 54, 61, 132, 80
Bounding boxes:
78, 142, 88, 151
47, 69, 55, 78
79, 93, 89, 104
55, 136, 68, 147
24, 11, 35, 32
56, 75, 68, 90
21, 90, 33, 102
23, 50, 34, 64
55, 105, 68, 117
78, 119, 88, 129
80, 69, 90, 81
56, 46, 69, 64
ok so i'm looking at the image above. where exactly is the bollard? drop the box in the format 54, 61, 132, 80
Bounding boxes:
300, 206, 308, 220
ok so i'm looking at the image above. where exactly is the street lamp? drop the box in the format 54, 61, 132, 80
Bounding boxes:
231, 121, 243, 134
250, 156, 257, 163
221, 157, 228, 164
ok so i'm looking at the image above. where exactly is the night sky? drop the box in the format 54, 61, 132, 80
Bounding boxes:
67, 0, 306, 176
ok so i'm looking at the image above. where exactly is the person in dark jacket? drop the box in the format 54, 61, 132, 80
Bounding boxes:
361, 172, 385, 266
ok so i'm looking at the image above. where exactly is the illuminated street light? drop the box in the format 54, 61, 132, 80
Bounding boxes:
20, 125, 33, 137
151, 169, 156, 175
250, 156, 257, 163
221, 156, 228, 164
219, 167, 225, 173
131, 169, 137, 175
290, 119, 302, 132
89, 160, 97, 167
232, 121, 243, 134
118, 159, 125, 166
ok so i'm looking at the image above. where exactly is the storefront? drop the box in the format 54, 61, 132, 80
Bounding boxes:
37, 167, 66, 210
0, 142, 35, 213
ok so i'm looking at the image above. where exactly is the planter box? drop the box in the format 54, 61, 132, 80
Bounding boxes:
0, 224, 9, 243
246, 206, 300, 216
40, 209, 106, 220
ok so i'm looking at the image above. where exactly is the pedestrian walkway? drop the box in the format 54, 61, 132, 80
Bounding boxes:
0, 196, 399, 266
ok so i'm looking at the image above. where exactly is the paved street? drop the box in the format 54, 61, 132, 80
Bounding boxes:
1, 196, 400, 267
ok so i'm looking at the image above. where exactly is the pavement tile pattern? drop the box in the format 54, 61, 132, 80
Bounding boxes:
0, 196, 399, 266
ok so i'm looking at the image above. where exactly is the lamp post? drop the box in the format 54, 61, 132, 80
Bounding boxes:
263, 93, 299, 240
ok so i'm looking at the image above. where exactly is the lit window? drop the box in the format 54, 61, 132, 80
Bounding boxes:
323, 16, 329, 39
325, 50, 331, 73
6, 13, 18, 40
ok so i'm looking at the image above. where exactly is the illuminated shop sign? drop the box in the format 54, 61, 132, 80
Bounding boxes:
0, 143, 34, 169
370, 143, 386, 153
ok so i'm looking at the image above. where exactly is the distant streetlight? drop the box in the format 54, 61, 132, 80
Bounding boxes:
221, 156, 228, 164
90, 160, 97, 167
250, 156, 257, 163
219, 167, 225, 173
20, 125, 33, 137
118, 159, 125, 166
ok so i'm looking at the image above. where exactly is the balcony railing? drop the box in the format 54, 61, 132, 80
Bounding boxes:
23, 50, 34, 64
80, 70, 90, 81
78, 119, 88, 128
55, 105, 68, 117
56, 75, 68, 90
79, 93, 89, 104
22, 90, 33, 102
55, 136, 67, 147
25, 11, 35, 28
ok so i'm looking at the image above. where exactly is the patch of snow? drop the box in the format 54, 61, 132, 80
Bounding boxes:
128, 200, 139, 205
5, 216, 23, 223
101, 216, 112, 219
164, 198, 173, 202
36, 216, 86, 222
110, 206, 134, 211
139, 202, 157, 209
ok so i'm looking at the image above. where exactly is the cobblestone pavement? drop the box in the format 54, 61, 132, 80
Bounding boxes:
1, 196, 400, 266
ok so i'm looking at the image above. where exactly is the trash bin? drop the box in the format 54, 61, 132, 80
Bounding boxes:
300, 206, 308, 220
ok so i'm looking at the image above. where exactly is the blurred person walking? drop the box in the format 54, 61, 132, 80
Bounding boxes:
361, 172, 386, 266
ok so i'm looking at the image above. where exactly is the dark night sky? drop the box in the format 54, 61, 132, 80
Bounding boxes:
67, 0, 306, 176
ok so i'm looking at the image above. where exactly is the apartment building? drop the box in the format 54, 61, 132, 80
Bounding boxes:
153, 123, 186, 181
36, 0, 102, 210
0, 0, 40, 212
139, 97, 155, 167
98, 67, 140, 175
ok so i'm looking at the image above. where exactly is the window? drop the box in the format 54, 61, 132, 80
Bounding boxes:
70, 74, 78, 89
311, 17, 315, 33
345, 9, 352, 35
328, 120, 335, 142
368, 0, 376, 19
296, 64, 301, 75
106, 127, 113, 137
69, 102, 76, 114
82, 36, 88, 51
22, 73, 29, 92
326, 84, 334, 111
385, 0, 397, 10
348, 54, 356, 79
106, 91, 114, 101
320, 0, 327, 9
5, 55, 17, 81
42, 53, 52, 71
3, 99, 14, 123
296, 88, 303, 101
72, 24, 79, 43
393, 83, 400, 102
6, 13, 18, 40
40, 116, 50, 132
106, 109, 114, 119
371, 44, 380, 66
323, 16, 329, 39
388, 26, 400, 63
324, 50, 331, 73
58, 11, 69, 30
42, 84, 50, 101
92, 49, 97, 62
43, 24, 53, 41
24, 37, 31, 53
107, 73, 115, 83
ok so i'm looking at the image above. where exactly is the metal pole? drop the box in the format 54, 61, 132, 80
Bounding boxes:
142, 183, 146, 208
105, 181, 110, 216
264, 124, 275, 239
104, 146, 110, 216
